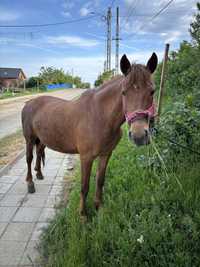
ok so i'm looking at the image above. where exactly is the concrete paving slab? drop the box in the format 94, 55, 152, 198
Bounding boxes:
0, 194, 26, 207
19, 241, 41, 266
8, 169, 24, 175
38, 208, 56, 223
0, 222, 8, 237
12, 207, 42, 223
0, 146, 76, 266
0, 207, 18, 222
22, 194, 47, 208
34, 184, 52, 195
0, 240, 27, 265
0, 183, 13, 194
0, 175, 20, 184
8, 181, 27, 195
30, 222, 48, 241
34, 176, 55, 185
42, 170, 58, 178
1, 223, 35, 242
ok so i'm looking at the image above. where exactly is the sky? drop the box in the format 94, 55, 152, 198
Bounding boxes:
0, 0, 198, 85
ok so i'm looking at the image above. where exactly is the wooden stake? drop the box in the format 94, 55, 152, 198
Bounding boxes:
157, 43, 170, 121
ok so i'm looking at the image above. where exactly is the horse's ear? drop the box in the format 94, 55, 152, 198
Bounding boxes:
120, 54, 131, 76
146, 52, 158, 73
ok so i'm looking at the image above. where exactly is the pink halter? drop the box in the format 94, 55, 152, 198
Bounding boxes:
125, 102, 156, 125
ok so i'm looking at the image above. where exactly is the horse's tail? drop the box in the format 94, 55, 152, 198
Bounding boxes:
35, 138, 45, 167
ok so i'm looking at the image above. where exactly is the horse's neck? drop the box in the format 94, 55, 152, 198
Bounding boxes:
95, 79, 125, 131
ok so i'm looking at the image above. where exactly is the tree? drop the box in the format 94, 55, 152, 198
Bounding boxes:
26, 77, 39, 88
190, 2, 200, 46
39, 67, 67, 84
94, 70, 114, 87
38, 67, 89, 88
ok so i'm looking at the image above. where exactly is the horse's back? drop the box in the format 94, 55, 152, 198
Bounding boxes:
22, 95, 79, 152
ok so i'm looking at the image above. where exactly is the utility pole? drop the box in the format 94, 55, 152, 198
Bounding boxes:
115, 6, 120, 74
106, 7, 112, 71
112, 6, 121, 75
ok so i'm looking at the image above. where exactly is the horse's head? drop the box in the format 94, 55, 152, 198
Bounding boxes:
120, 52, 158, 146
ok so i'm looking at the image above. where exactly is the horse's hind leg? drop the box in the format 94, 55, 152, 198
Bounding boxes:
26, 141, 35, 193
34, 142, 45, 180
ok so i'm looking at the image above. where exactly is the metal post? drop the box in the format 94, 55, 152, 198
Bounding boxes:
157, 43, 170, 120
115, 6, 119, 75
106, 7, 112, 71
23, 80, 26, 91
37, 79, 39, 91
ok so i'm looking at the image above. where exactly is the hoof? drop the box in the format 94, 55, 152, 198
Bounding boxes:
36, 172, 44, 180
28, 182, 35, 193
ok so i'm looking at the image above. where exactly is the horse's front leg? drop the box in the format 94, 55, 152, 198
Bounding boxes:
95, 130, 122, 210
94, 153, 112, 210
80, 157, 93, 217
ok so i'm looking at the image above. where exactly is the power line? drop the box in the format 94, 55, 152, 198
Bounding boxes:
148, 0, 175, 25
110, 0, 116, 8
122, 0, 139, 27
124, 0, 175, 40
0, 15, 97, 28
139, 0, 175, 32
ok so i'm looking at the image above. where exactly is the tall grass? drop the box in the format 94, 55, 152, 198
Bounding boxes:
40, 130, 200, 267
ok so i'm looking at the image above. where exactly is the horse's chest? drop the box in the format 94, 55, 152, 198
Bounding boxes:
96, 129, 120, 154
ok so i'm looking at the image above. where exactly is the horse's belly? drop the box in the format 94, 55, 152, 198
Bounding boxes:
33, 119, 78, 154
46, 141, 78, 154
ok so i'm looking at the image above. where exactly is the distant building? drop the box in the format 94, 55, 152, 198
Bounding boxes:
0, 68, 26, 89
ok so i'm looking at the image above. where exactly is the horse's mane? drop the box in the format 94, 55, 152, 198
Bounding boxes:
80, 63, 150, 99
95, 75, 122, 92
96, 63, 150, 92
127, 63, 151, 87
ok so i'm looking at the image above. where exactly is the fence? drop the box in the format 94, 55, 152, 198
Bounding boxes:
46, 83, 73, 90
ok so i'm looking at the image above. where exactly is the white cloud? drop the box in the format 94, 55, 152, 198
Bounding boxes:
162, 31, 182, 43
122, 0, 197, 44
79, 1, 93, 17
0, 8, 20, 22
61, 11, 71, 17
46, 35, 99, 48
80, 7, 90, 17
61, 1, 74, 18
61, 1, 74, 10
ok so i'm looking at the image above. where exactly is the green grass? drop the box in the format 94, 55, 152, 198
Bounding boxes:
40, 129, 200, 267
0, 88, 45, 100
0, 130, 24, 167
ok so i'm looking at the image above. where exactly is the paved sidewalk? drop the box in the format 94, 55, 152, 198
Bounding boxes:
0, 148, 76, 266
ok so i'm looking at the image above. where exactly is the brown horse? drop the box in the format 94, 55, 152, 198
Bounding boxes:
22, 53, 158, 216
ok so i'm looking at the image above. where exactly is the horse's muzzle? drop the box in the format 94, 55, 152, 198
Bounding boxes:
129, 129, 150, 146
